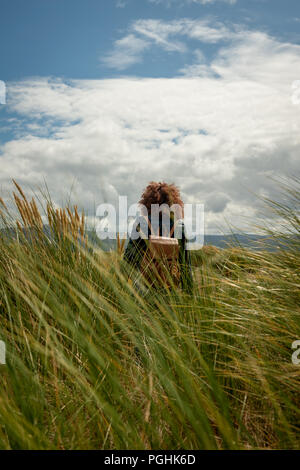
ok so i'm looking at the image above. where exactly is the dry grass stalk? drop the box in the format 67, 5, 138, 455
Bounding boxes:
13, 181, 87, 249
117, 233, 126, 255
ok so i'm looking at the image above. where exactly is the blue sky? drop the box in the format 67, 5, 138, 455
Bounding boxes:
1, 0, 300, 233
1, 0, 300, 80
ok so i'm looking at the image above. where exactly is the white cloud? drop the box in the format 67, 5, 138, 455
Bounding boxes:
102, 34, 150, 70
132, 18, 234, 45
103, 18, 236, 70
132, 19, 187, 52
116, 0, 127, 7
185, 19, 234, 42
2, 28, 300, 233
181, 29, 300, 88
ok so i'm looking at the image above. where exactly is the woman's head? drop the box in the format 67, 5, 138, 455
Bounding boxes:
139, 181, 184, 217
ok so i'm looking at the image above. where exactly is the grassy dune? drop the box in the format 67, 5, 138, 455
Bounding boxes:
0, 180, 299, 449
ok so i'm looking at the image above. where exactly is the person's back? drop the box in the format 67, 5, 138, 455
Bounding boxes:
124, 182, 193, 292
139, 213, 180, 288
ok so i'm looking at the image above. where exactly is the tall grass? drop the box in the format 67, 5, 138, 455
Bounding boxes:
0, 179, 299, 449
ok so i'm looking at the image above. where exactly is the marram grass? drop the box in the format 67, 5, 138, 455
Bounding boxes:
0, 179, 299, 449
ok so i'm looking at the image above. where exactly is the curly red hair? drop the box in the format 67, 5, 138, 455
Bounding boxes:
139, 182, 184, 216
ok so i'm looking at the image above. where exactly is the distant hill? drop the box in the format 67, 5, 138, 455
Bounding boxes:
0, 226, 281, 252
204, 234, 278, 251
90, 232, 279, 252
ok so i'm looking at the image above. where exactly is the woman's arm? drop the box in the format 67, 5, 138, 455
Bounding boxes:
123, 235, 147, 270
176, 220, 194, 293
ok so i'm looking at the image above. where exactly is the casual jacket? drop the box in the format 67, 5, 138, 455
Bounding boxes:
124, 214, 193, 292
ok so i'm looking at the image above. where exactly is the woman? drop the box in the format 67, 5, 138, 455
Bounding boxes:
124, 182, 193, 292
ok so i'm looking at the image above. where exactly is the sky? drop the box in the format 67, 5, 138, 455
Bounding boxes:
1, 0, 300, 233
